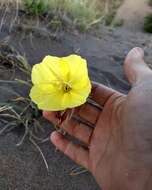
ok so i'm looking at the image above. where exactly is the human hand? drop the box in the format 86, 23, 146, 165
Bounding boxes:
43, 48, 152, 190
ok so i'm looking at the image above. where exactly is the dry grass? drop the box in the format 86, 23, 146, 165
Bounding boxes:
0, 0, 123, 31
0, 43, 50, 171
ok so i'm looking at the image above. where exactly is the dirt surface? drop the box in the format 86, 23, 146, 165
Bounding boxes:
0, 5, 152, 190
115, 0, 152, 31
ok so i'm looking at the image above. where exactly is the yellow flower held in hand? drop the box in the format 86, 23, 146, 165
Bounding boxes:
30, 55, 91, 111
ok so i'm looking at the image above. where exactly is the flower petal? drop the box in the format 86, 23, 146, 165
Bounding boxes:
30, 84, 66, 111
32, 56, 61, 85
61, 90, 88, 109
59, 55, 89, 83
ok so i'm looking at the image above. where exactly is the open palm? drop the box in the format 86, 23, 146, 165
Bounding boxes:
43, 48, 152, 190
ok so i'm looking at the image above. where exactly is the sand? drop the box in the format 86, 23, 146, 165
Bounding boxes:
115, 0, 152, 30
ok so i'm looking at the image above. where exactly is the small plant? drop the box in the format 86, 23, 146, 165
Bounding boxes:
0, 43, 50, 170
24, 0, 49, 15
144, 13, 152, 33
104, 13, 115, 26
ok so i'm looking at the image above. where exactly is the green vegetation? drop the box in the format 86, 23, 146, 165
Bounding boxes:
102, 0, 123, 26
148, 0, 152, 6
23, 0, 101, 31
0, 0, 123, 31
24, 0, 49, 15
144, 13, 152, 33
143, 0, 152, 33
22, 0, 123, 31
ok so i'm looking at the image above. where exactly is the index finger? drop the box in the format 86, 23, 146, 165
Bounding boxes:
90, 82, 118, 106
43, 111, 59, 125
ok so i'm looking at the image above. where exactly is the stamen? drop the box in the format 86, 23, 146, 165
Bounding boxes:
63, 83, 72, 92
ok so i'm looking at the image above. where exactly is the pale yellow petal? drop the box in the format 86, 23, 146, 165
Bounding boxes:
30, 84, 66, 111
72, 76, 91, 91
61, 90, 88, 109
42, 56, 63, 81
32, 56, 61, 85
59, 55, 88, 83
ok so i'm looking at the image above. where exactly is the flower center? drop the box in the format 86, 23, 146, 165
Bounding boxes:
62, 83, 72, 93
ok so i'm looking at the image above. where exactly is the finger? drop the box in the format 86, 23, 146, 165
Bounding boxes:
44, 109, 94, 145
124, 47, 152, 85
51, 131, 89, 169
76, 102, 101, 125
43, 111, 59, 125
61, 118, 93, 145
90, 82, 118, 106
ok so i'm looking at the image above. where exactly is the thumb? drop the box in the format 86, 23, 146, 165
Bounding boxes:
124, 47, 152, 85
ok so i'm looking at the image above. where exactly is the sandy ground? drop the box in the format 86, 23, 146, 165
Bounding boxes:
0, 3, 152, 190
115, 0, 152, 30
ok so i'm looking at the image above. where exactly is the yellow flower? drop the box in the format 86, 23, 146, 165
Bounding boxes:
30, 55, 91, 111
